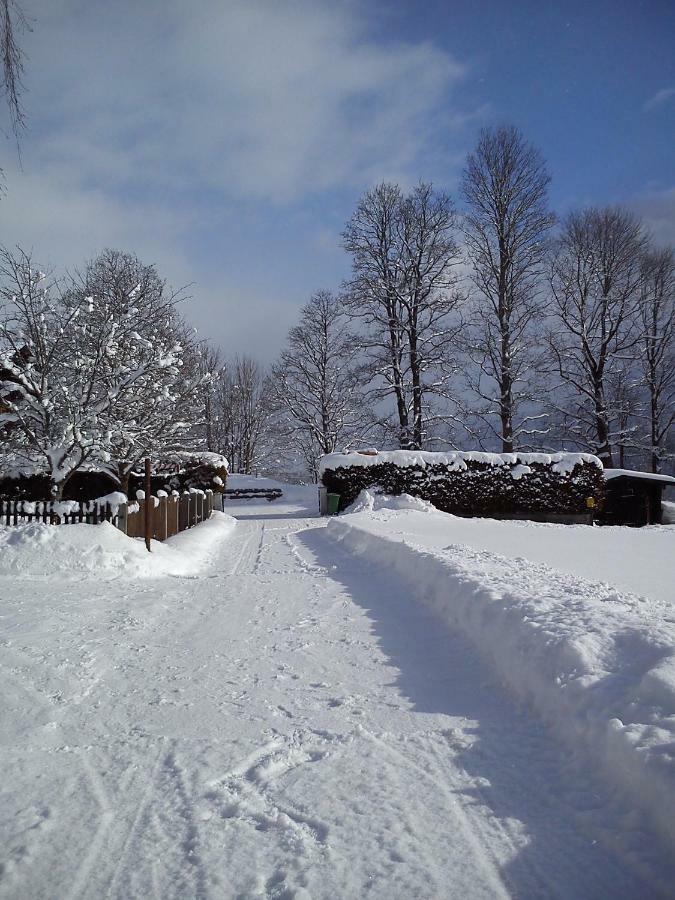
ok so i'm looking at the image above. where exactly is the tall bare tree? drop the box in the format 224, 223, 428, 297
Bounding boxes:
549, 207, 648, 466
343, 182, 463, 449
637, 246, 674, 472
211, 356, 271, 474
461, 125, 555, 452
194, 341, 223, 453
270, 290, 368, 478
1, 0, 27, 137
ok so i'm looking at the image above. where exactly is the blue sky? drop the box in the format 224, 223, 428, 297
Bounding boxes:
1, 0, 673, 361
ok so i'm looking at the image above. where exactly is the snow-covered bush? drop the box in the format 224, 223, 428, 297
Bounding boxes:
1, 248, 216, 497
319, 449, 604, 518
129, 451, 228, 496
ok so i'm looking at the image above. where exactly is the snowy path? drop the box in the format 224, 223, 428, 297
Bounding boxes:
1, 492, 672, 898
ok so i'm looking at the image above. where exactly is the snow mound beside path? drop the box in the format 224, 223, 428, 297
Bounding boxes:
0, 511, 236, 580
344, 488, 436, 514
328, 509, 675, 851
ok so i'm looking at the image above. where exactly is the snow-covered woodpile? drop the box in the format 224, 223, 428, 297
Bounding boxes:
134, 452, 228, 497
319, 450, 604, 519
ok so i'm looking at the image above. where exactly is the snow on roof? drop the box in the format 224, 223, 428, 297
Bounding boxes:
319, 449, 602, 476
603, 468, 675, 485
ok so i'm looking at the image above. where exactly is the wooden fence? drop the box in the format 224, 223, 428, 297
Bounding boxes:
121, 491, 215, 541
0, 490, 215, 543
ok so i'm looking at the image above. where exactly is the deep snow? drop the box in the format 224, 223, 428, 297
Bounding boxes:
1, 481, 674, 898
342, 491, 675, 604
0, 512, 236, 579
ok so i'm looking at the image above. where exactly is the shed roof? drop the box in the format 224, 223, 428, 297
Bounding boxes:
603, 468, 675, 485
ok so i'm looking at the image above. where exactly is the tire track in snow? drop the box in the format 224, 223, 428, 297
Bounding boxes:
95, 744, 168, 900
95, 741, 209, 900
225, 522, 265, 576
148, 744, 210, 900
65, 753, 117, 900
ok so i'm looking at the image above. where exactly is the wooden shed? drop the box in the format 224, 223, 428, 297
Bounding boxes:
601, 468, 675, 526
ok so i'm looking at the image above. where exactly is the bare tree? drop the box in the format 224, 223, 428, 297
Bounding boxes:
605, 362, 643, 468
212, 356, 271, 474
270, 290, 369, 478
549, 207, 648, 466
1, 0, 28, 181
196, 342, 223, 453
461, 125, 555, 452
2, 0, 28, 135
343, 182, 463, 449
637, 246, 674, 472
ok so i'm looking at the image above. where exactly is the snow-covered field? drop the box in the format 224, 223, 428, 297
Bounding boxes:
1, 480, 674, 898
337, 495, 674, 603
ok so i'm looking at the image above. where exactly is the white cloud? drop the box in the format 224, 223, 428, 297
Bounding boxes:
19, 0, 466, 202
2, 0, 474, 362
630, 186, 675, 246
644, 86, 675, 111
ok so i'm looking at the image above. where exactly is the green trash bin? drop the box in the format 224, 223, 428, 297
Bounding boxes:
327, 493, 340, 515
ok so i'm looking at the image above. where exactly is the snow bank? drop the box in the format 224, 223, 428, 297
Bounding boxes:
344, 488, 437, 515
328, 509, 675, 849
319, 449, 602, 475
0, 511, 236, 580
344, 503, 675, 604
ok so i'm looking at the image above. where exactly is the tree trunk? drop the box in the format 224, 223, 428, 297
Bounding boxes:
119, 470, 131, 496
498, 243, 514, 454
594, 383, 614, 467
410, 330, 423, 450
651, 393, 660, 473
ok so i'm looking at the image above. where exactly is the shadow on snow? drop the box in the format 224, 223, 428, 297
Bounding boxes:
296, 525, 673, 899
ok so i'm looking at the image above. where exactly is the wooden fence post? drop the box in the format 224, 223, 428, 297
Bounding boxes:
118, 502, 128, 535
144, 457, 152, 552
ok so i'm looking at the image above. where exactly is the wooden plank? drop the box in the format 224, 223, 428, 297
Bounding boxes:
179, 493, 189, 532
144, 458, 152, 551
155, 496, 168, 541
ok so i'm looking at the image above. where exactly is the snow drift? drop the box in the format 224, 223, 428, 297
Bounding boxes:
0, 511, 236, 580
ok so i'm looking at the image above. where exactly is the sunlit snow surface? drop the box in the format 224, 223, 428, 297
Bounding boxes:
0, 480, 673, 898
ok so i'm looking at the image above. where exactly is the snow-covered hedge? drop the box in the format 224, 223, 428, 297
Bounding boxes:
319, 450, 604, 519
0, 469, 118, 502
0, 452, 229, 501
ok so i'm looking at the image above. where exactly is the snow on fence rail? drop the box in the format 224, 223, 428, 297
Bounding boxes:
0, 489, 215, 542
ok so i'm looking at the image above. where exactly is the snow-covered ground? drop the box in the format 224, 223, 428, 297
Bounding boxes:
341, 490, 675, 603
1, 481, 674, 898
331, 493, 675, 850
